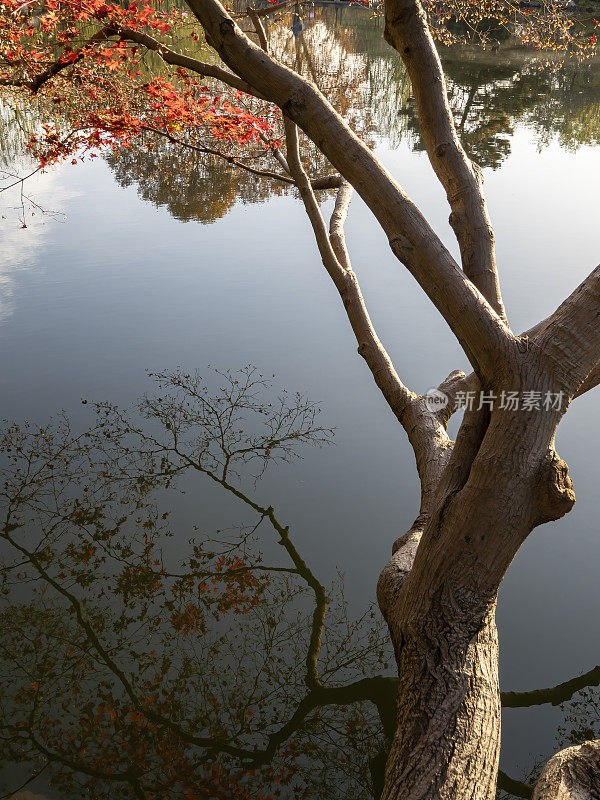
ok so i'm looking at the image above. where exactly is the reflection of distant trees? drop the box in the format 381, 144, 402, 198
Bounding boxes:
523, 66, 600, 151
439, 57, 600, 167
4, 6, 600, 213
103, 7, 600, 223
0, 99, 39, 170
395, 50, 600, 168
106, 8, 377, 223
403, 59, 538, 168
275, 8, 600, 169
106, 136, 289, 224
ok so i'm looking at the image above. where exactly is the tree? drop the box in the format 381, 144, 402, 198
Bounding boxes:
2, 0, 600, 798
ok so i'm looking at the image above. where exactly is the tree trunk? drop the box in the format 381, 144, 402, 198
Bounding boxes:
382, 604, 500, 800
533, 741, 600, 799
378, 399, 576, 800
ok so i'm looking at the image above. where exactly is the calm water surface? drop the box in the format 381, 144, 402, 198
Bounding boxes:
2, 6, 600, 795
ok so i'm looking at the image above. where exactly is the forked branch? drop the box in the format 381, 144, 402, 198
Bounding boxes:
284, 120, 456, 536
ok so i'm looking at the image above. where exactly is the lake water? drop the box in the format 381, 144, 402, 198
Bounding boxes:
1, 5, 600, 796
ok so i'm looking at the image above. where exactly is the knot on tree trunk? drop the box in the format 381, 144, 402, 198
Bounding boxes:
389, 233, 414, 265
377, 530, 421, 636
533, 740, 600, 799
534, 451, 575, 526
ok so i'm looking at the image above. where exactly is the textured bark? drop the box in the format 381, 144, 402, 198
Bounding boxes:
377, 359, 576, 798
533, 741, 600, 800
536, 265, 600, 395
383, 604, 500, 800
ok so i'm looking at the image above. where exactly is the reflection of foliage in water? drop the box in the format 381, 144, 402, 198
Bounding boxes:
523, 65, 600, 151
106, 135, 289, 223
4, 6, 600, 223
106, 8, 379, 223
327, 7, 600, 166
559, 686, 600, 747
0, 99, 38, 170
0, 368, 394, 800
442, 54, 600, 167
99, 7, 600, 225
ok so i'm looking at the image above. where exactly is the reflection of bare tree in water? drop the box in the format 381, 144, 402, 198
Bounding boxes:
0, 369, 391, 800
1, 370, 600, 800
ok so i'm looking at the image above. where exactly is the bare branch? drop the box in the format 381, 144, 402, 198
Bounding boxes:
329, 180, 353, 271
283, 120, 413, 420
534, 264, 600, 397
0, 761, 49, 800
247, 6, 269, 53
141, 123, 340, 189
502, 665, 600, 709
384, 0, 506, 322
240, 1, 293, 20
497, 770, 533, 799
114, 25, 266, 99
284, 121, 454, 543
246, 675, 397, 770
